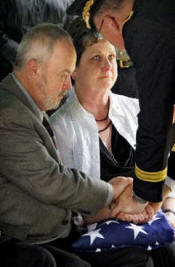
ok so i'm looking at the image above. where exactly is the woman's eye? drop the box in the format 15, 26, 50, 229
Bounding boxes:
108, 54, 116, 60
92, 55, 100, 61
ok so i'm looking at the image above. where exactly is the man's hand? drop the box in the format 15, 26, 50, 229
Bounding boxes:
110, 184, 154, 223
85, 179, 171, 225
117, 204, 154, 224
108, 178, 149, 223
84, 176, 133, 224
109, 176, 133, 199
114, 184, 172, 224
112, 184, 148, 215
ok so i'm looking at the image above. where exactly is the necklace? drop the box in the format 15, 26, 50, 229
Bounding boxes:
98, 121, 112, 133
95, 112, 108, 122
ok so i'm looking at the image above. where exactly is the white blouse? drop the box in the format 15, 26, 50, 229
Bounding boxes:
50, 90, 140, 180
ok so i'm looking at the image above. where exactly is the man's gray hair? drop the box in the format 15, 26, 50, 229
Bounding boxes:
14, 23, 73, 70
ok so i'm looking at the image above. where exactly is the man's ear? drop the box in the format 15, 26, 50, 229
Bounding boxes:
101, 14, 125, 49
103, 15, 122, 32
27, 59, 40, 78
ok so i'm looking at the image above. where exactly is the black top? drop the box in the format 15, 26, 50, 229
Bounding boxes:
100, 124, 135, 182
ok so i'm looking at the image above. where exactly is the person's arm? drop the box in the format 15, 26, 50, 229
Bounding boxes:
115, 144, 175, 222
115, 141, 175, 220
123, 5, 175, 204
148, 145, 175, 215
0, 102, 112, 215
115, 184, 148, 213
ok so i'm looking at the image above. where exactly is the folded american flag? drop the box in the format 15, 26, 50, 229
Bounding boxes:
72, 211, 174, 252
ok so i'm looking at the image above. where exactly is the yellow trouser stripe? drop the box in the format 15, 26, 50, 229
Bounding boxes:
135, 165, 167, 182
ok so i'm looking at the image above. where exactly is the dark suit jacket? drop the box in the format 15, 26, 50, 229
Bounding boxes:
0, 74, 110, 243
123, 0, 175, 201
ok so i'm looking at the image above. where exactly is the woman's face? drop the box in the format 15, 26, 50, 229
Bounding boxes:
73, 39, 118, 94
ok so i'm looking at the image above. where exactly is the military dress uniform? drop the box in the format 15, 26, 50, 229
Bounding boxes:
123, 0, 175, 201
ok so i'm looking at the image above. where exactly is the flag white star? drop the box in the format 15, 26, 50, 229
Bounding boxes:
126, 223, 148, 239
83, 228, 104, 245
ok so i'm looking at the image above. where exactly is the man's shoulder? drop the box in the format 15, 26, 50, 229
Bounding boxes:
0, 86, 34, 128
0, 85, 22, 112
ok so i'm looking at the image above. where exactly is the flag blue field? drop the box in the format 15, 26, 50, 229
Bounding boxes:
72, 211, 174, 252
